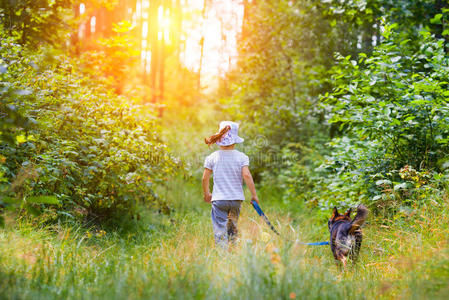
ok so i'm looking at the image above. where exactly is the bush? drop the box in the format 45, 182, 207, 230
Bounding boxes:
326, 23, 449, 172
0, 29, 178, 223
277, 23, 449, 213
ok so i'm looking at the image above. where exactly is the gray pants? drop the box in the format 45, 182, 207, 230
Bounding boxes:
211, 200, 242, 248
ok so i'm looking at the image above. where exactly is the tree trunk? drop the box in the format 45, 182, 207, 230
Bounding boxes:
174, 0, 182, 69
197, 0, 207, 92
71, 4, 80, 55
241, 0, 254, 40
149, 0, 160, 103
158, 36, 165, 117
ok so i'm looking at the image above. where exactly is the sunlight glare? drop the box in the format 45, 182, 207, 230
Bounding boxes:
181, 0, 244, 87
142, 21, 148, 39
164, 29, 170, 44
79, 3, 85, 15
90, 16, 96, 34
134, 0, 243, 87
158, 6, 164, 21
145, 51, 151, 73
136, 1, 141, 15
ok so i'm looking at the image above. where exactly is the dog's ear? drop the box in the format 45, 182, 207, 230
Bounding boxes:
331, 207, 339, 220
344, 208, 352, 218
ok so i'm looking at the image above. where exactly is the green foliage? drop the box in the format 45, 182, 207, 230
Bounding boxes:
26, 196, 60, 205
222, 0, 446, 178
222, 1, 449, 209
0, 29, 177, 223
223, 0, 344, 177
0, 30, 36, 226
323, 23, 449, 211
272, 21, 449, 213
0, 0, 74, 46
325, 0, 449, 39
327, 24, 449, 171
227, 0, 362, 141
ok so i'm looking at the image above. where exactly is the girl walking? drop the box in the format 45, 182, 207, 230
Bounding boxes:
202, 121, 259, 248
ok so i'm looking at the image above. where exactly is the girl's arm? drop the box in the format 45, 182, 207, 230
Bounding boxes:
242, 166, 259, 203
202, 168, 213, 203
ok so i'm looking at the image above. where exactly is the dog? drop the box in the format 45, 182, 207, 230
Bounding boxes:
328, 204, 368, 267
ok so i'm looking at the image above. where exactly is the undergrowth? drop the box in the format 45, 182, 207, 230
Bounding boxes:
1, 176, 448, 300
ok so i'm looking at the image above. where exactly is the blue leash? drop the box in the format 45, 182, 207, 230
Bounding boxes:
299, 241, 329, 246
250, 200, 329, 246
250, 200, 280, 235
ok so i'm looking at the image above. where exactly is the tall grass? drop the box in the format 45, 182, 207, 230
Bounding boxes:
1, 176, 449, 299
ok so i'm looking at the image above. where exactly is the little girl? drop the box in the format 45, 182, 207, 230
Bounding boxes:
202, 121, 259, 248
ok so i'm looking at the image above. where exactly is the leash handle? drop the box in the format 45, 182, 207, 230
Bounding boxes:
251, 200, 264, 216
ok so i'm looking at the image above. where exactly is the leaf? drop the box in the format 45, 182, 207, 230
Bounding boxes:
390, 119, 401, 126
394, 182, 408, 191
0, 197, 21, 204
58, 211, 75, 219
441, 161, 449, 170
16, 134, 27, 144
391, 56, 401, 63
25, 205, 41, 216
112, 21, 134, 33
430, 14, 443, 24
376, 179, 392, 186
14, 89, 32, 96
27, 196, 60, 205
0, 63, 7, 74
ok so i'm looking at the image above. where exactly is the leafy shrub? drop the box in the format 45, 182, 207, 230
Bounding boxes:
324, 23, 449, 211
277, 22, 449, 213
272, 141, 369, 211
326, 23, 449, 171
79, 21, 140, 95
0, 29, 177, 223
222, 0, 360, 178
0, 0, 73, 46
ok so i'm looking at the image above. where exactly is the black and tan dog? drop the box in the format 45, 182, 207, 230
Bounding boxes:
328, 204, 368, 267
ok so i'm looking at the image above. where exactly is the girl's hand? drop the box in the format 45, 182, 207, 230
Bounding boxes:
251, 195, 259, 204
204, 193, 212, 203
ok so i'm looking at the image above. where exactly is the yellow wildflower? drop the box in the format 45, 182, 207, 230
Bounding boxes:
271, 252, 281, 264
260, 231, 271, 243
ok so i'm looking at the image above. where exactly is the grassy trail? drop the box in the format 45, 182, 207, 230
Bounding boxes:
1, 177, 448, 299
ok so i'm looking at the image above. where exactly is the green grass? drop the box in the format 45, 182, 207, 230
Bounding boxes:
1, 177, 449, 299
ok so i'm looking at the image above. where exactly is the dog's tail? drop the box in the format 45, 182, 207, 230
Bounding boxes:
349, 204, 368, 234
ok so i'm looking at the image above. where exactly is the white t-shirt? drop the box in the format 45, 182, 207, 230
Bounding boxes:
204, 150, 249, 201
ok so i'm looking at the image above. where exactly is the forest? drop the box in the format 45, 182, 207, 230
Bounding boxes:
1, 0, 449, 299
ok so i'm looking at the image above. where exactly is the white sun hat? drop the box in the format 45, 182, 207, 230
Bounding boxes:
216, 121, 244, 146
